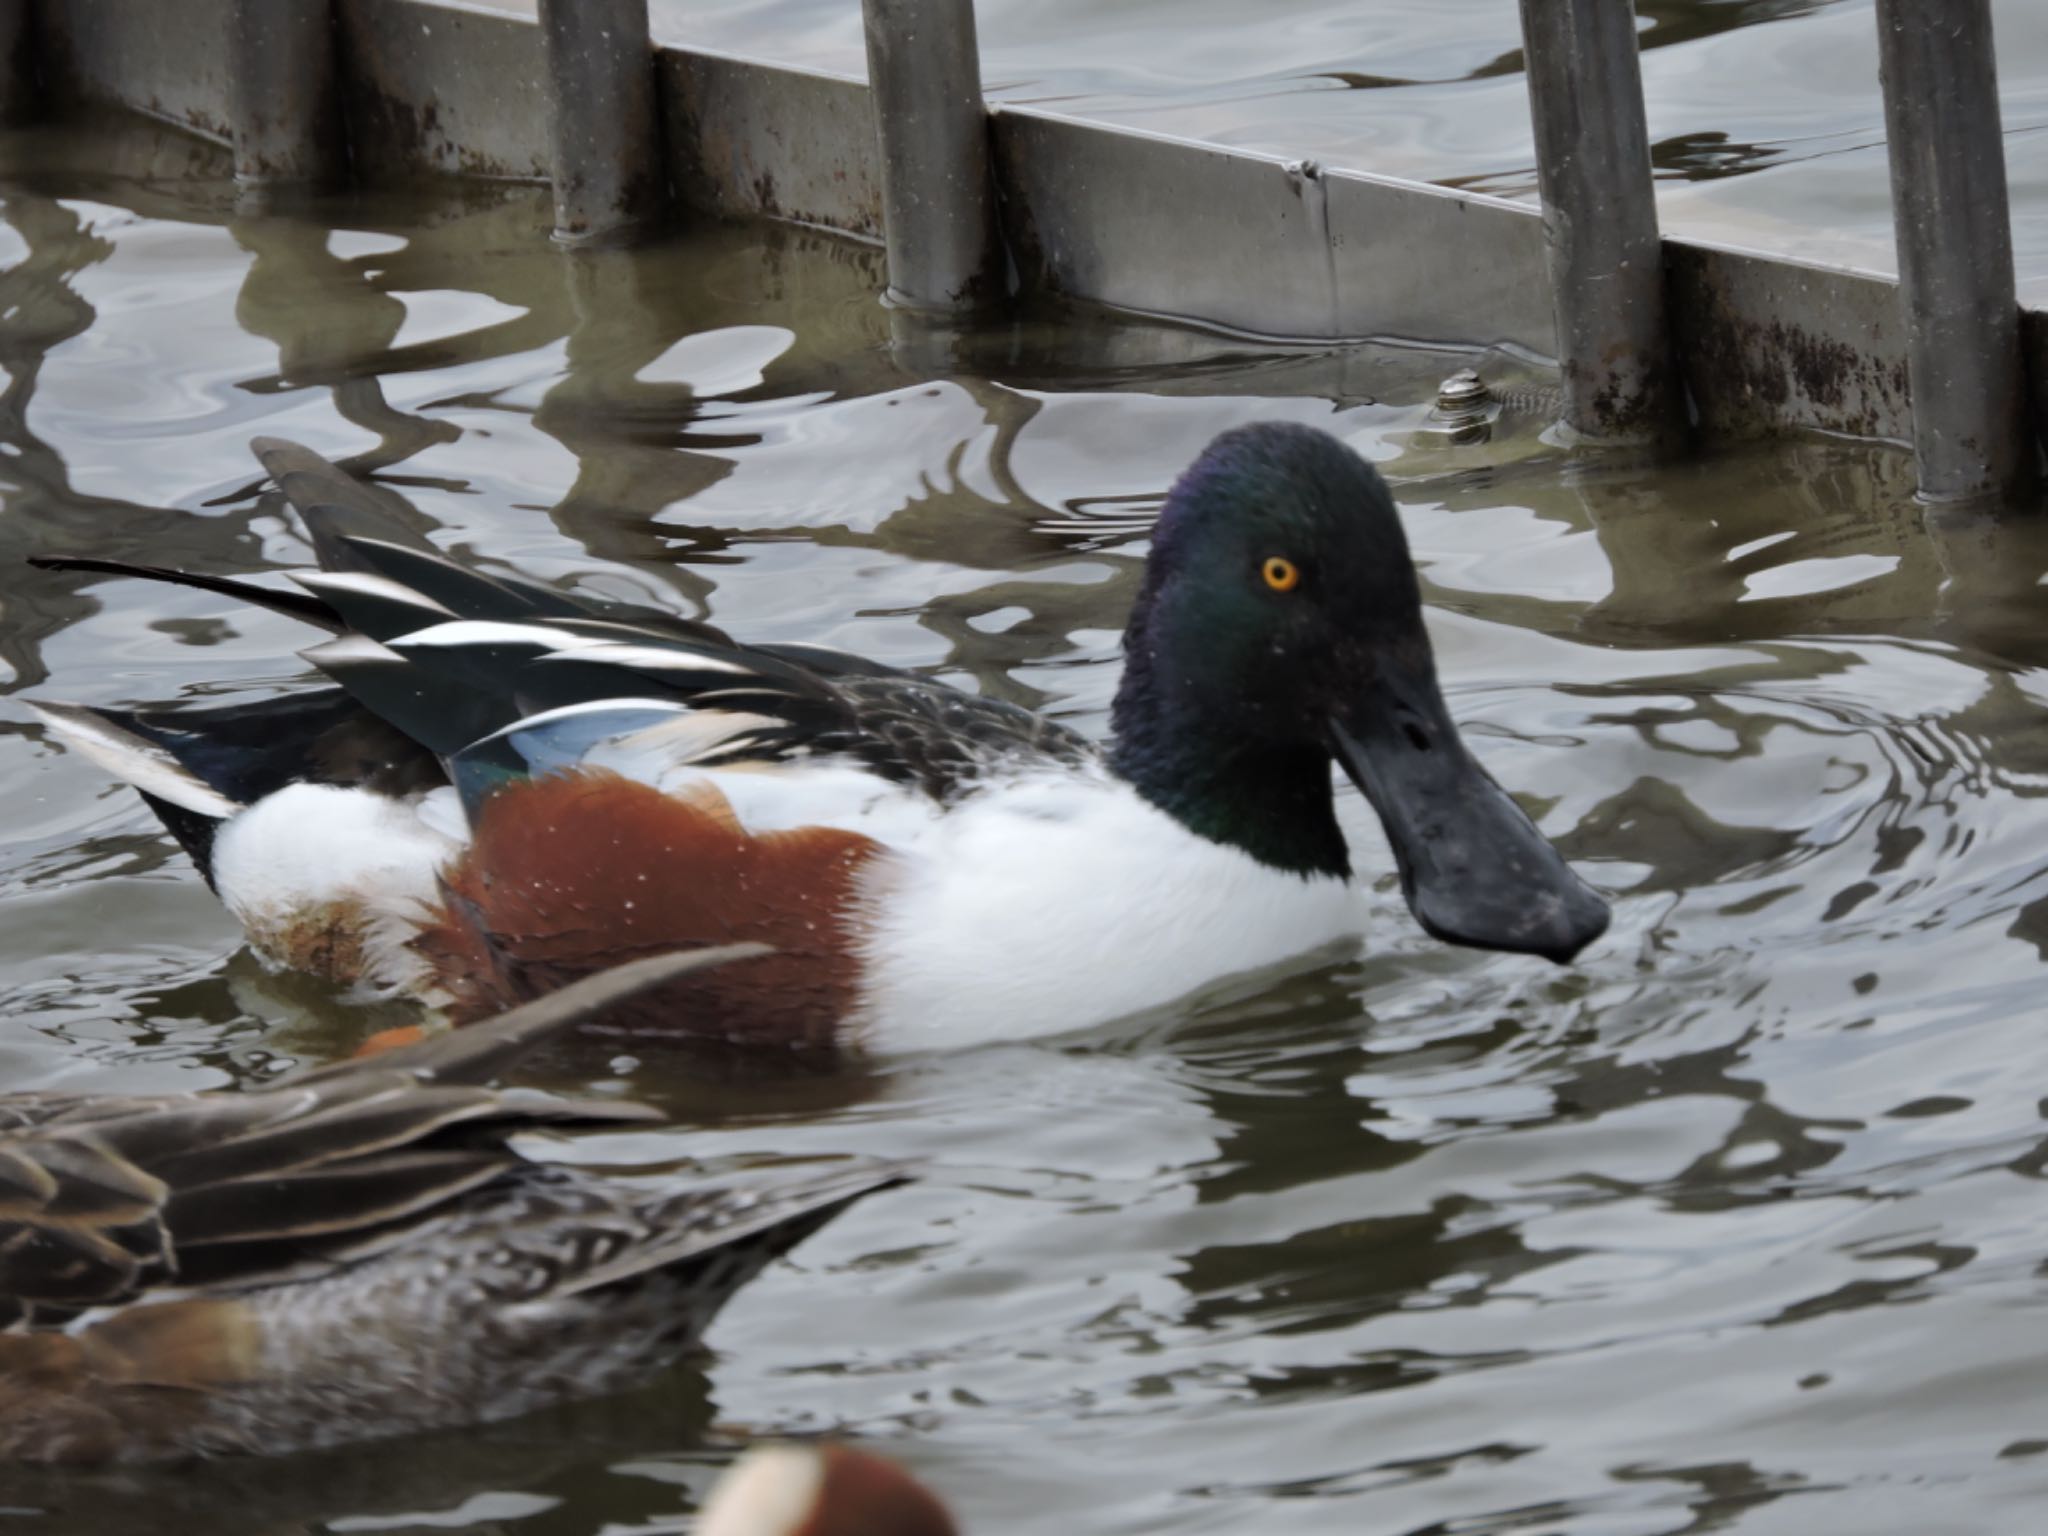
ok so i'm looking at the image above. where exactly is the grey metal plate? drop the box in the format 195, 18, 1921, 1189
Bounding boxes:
661, 49, 881, 239
994, 107, 1338, 339
1668, 241, 1911, 444
44, 0, 236, 146
1323, 169, 1553, 354
339, 0, 550, 181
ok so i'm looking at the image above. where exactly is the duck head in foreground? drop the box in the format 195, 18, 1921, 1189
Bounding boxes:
30, 424, 1606, 1053
699, 1444, 959, 1536
1112, 422, 1609, 962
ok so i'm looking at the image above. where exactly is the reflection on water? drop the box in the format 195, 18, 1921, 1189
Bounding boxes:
10, 118, 2048, 1535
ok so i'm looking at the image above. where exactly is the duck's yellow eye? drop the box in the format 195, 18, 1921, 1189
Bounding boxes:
1262, 556, 1301, 592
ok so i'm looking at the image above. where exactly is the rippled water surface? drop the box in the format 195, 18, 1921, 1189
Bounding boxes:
11, 116, 2048, 1535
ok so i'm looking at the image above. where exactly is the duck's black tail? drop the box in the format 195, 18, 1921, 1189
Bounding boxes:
28, 691, 444, 886
28, 555, 345, 632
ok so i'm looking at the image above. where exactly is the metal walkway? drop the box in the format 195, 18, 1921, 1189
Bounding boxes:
11, 0, 2044, 505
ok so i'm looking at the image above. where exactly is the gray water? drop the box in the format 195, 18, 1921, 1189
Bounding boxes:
8, 86, 2048, 1536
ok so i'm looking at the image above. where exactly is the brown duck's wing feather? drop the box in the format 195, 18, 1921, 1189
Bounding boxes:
310, 945, 772, 1087
0, 1092, 146, 1135
0, 1088, 558, 1315
556, 1162, 911, 1300
0, 946, 768, 1320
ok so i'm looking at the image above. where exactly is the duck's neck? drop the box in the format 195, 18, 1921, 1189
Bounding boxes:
1108, 659, 1350, 881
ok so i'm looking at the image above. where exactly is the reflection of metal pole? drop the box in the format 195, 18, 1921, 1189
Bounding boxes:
538, 246, 725, 579
227, 214, 455, 476
1516, 0, 1678, 446
228, 0, 341, 185
860, 0, 1001, 311
538, 0, 663, 244
1925, 500, 2048, 660
1874, 0, 2033, 506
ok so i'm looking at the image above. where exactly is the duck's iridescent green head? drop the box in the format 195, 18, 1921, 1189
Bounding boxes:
1110, 421, 1608, 965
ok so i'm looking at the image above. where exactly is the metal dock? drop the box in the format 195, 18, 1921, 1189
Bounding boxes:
11, 0, 2045, 505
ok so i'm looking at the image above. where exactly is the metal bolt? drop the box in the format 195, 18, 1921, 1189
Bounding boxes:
1436, 369, 1492, 415
1429, 369, 1495, 445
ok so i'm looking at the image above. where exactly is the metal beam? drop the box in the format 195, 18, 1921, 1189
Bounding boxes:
1516, 0, 1680, 445
337, 0, 549, 183
45, 0, 236, 146
659, 48, 880, 238
538, 0, 662, 244
1875, 0, 2034, 505
859, 0, 1001, 311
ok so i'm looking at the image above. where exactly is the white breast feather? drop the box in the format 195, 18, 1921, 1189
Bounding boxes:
849, 772, 1367, 1051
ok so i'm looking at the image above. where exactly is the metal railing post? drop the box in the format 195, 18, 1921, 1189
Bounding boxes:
538, 0, 664, 244
1875, 0, 2034, 506
228, 0, 341, 184
1516, 0, 1679, 446
859, 0, 1002, 311
0, 0, 34, 124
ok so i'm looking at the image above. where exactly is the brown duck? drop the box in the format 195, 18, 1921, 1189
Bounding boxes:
0, 945, 904, 1463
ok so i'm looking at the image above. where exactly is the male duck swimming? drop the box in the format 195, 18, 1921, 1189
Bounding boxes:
31, 424, 1608, 1053
0, 947, 902, 1462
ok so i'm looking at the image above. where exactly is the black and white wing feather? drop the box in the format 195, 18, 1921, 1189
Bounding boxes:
32, 438, 1101, 809
249, 440, 1101, 799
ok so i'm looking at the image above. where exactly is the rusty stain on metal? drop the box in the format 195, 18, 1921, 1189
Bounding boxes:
661, 50, 882, 240
339, 0, 551, 183
1669, 244, 1913, 443
137, 93, 235, 148
228, 0, 340, 185
539, 0, 662, 242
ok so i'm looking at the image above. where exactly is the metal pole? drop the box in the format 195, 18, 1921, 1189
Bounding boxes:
1516, 0, 1679, 446
1875, 0, 2033, 506
538, 0, 664, 245
860, 0, 1001, 311
228, 0, 340, 185
0, 0, 34, 125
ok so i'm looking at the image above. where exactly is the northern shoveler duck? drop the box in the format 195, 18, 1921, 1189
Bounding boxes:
699, 1444, 958, 1536
0, 946, 905, 1463
30, 425, 1608, 1053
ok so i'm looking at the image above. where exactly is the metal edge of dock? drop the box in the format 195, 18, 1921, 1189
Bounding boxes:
27, 0, 2048, 461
